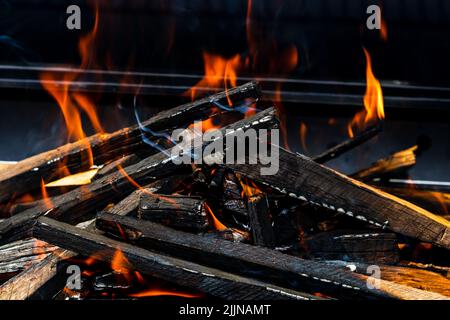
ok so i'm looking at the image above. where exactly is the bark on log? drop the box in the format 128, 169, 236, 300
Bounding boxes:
0, 82, 260, 204
224, 147, 450, 250
33, 217, 319, 300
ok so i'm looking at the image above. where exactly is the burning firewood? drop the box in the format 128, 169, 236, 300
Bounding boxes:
223, 147, 450, 250
312, 124, 382, 164
303, 230, 400, 264
94, 212, 398, 299
0, 107, 277, 245
351, 145, 418, 181
137, 194, 210, 232
34, 217, 319, 300
0, 81, 261, 204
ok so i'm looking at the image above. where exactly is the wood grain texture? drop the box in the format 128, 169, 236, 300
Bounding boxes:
95, 212, 399, 299
34, 217, 319, 300
0, 82, 260, 204
226, 148, 450, 249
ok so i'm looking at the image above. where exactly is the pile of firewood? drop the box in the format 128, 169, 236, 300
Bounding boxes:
0, 82, 449, 300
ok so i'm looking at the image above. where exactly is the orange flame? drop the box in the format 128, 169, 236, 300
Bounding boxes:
204, 202, 227, 231
380, 16, 388, 42
40, 178, 53, 210
111, 248, 134, 282
117, 165, 178, 207
186, 52, 241, 105
40, 6, 103, 168
299, 122, 308, 153
129, 289, 200, 299
348, 48, 385, 138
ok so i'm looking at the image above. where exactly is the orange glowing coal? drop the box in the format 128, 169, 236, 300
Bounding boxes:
204, 202, 227, 231
348, 48, 385, 138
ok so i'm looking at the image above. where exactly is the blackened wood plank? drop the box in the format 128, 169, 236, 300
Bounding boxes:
313, 124, 381, 164
0, 82, 260, 204
95, 212, 399, 299
138, 194, 209, 232
33, 217, 320, 300
0, 108, 277, 245
304, 231, 399, 264
225, 148, 450, 250
247, 194, 276, 248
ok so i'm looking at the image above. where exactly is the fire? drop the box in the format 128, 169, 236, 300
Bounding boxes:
299, 122, 308, 153
129, 289, 200, 299
40, 178, 53, 210
40, 5, 103, 168
348, 48, 385, 138
204, 202, 227, 231
111, 249, 131, 273
117, 164, 178, 207
186, 52, 241, 105
380, 16, 388, 42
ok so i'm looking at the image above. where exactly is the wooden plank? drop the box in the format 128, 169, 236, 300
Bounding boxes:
107, 174, 190, 216
313, 124, 381, 164
33, 217, 320, 300
0, 108, 277, 245
0, 249, 73, 300
138, 194, 209, 232
247, 194, 276, 248
351, 145, 417, 181
94, 212, 400, 299
224, 147, 450, 249
0, 82, 260, 203
304, 231, 399, 264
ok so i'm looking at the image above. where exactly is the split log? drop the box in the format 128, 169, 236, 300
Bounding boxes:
0, 249, 73, 300
351, 145, 417, 181
0, 82, 261, 204
304, 231, 399, 264
324, 261, 450, 299
0, 238, 58, 273
0, 107, 277, 245
138, 194, 209, 232
376, 187, 450, 216
107, 174, 190, 217
313, 124, 382, 164
33, 217, 320, 300
247, 194, 275, 248
94, 212, 403, 299
223, 147, 450, 250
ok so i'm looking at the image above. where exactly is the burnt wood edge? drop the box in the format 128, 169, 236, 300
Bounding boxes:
0, 107, 276, 244
31, 216, 320, 301
312, 124, 382, 164
0, 81, 261, 203
94, 212, 396, 300
223, 147, 450, 250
